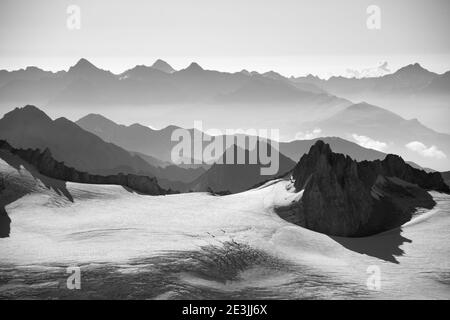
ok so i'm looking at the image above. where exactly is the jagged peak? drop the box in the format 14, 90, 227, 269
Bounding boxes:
383, 153, 404, 163
307, 140, 332, 156
71, 58, 97, 69
306, 74, 320, 79
394, 63, 433, 75
296, 140, 449, 191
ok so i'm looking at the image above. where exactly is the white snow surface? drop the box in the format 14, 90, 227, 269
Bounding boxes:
1, 158, 450, 299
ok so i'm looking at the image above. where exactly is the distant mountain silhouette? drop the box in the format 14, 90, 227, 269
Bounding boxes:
76, 113, 204, 163
259, 71, 325, 93
1, 61, 448, 109
188, 143, 296, 193
0, 105, 160, 176
151, 59, 176, 73
405, 161, 436, 173
422, 71, 450, 95
375, 63, 437, 92
180, 62, 204, 74
77, 113, 392, 170
3, 106, 389, 195
120, 65, 172, 80
129, 151, 170, 168
304, 102, 450, 171
2, 106, 218, 191
0, 58, 348, 111
291, 63, 450, 134
67, 58, 115, 80
294, 63, 439, 96
215, 77, 337, 104
0, 66, 57, 87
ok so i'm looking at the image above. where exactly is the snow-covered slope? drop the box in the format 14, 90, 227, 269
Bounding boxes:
1, 158, 449, 299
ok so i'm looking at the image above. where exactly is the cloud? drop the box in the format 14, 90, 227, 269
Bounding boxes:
295, 128, 322, 140
405, 141, 447, 159
346, 61, 391, 78
351, 134, 388, 152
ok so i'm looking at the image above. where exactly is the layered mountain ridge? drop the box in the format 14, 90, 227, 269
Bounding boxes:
0, 140, 166, 195
0, 105, 157, 176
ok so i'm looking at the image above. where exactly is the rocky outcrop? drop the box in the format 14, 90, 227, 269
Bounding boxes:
0, 140, 166, 195
441, 171, 450, 188
287, 140, 449, 237
0, 175, 10, 237
0, 207, 10, 237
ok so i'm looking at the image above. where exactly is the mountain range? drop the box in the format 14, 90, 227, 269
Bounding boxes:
1, 105, 429, 194
1, 58, 448, 148
301, 102, 450, 171
1, 59, 448, 107
0, 58, 348, 109
76, 111, 401, 166
292, 63, 450, 133
293, 63, 443, 96
0, 105, 154, 176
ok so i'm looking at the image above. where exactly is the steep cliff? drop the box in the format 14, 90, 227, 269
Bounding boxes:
287, 141, 449, 237
0, 175, 10, 237
0, 140, 166, 195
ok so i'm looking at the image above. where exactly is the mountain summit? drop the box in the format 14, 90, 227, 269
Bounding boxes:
286, 140, 449, 237
183, 62, 204, 73
69, 58, 99, 72
151, 59, 175, 73
394, 63, 436, 76
67, 58, 114, 79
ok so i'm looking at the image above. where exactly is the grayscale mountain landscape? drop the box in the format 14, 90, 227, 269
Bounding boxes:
1, 0, 449, 302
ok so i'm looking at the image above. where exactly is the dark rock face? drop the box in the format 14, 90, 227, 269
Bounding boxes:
0, 176, 10, 237
0, 140, 165, 195
0, 207, 11, 238
289, 141, 449, 237
441, 171, 450, 188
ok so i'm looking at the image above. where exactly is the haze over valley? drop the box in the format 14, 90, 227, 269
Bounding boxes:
1, 0, 450, 301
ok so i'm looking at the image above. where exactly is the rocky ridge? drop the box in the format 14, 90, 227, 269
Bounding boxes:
284, 140, 449, 237
0, 140, 166, 195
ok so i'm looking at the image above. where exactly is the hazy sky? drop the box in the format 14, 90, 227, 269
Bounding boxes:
1, 0, 450, 77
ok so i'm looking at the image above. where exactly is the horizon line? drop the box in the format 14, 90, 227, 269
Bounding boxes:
1, 55, 449, 80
